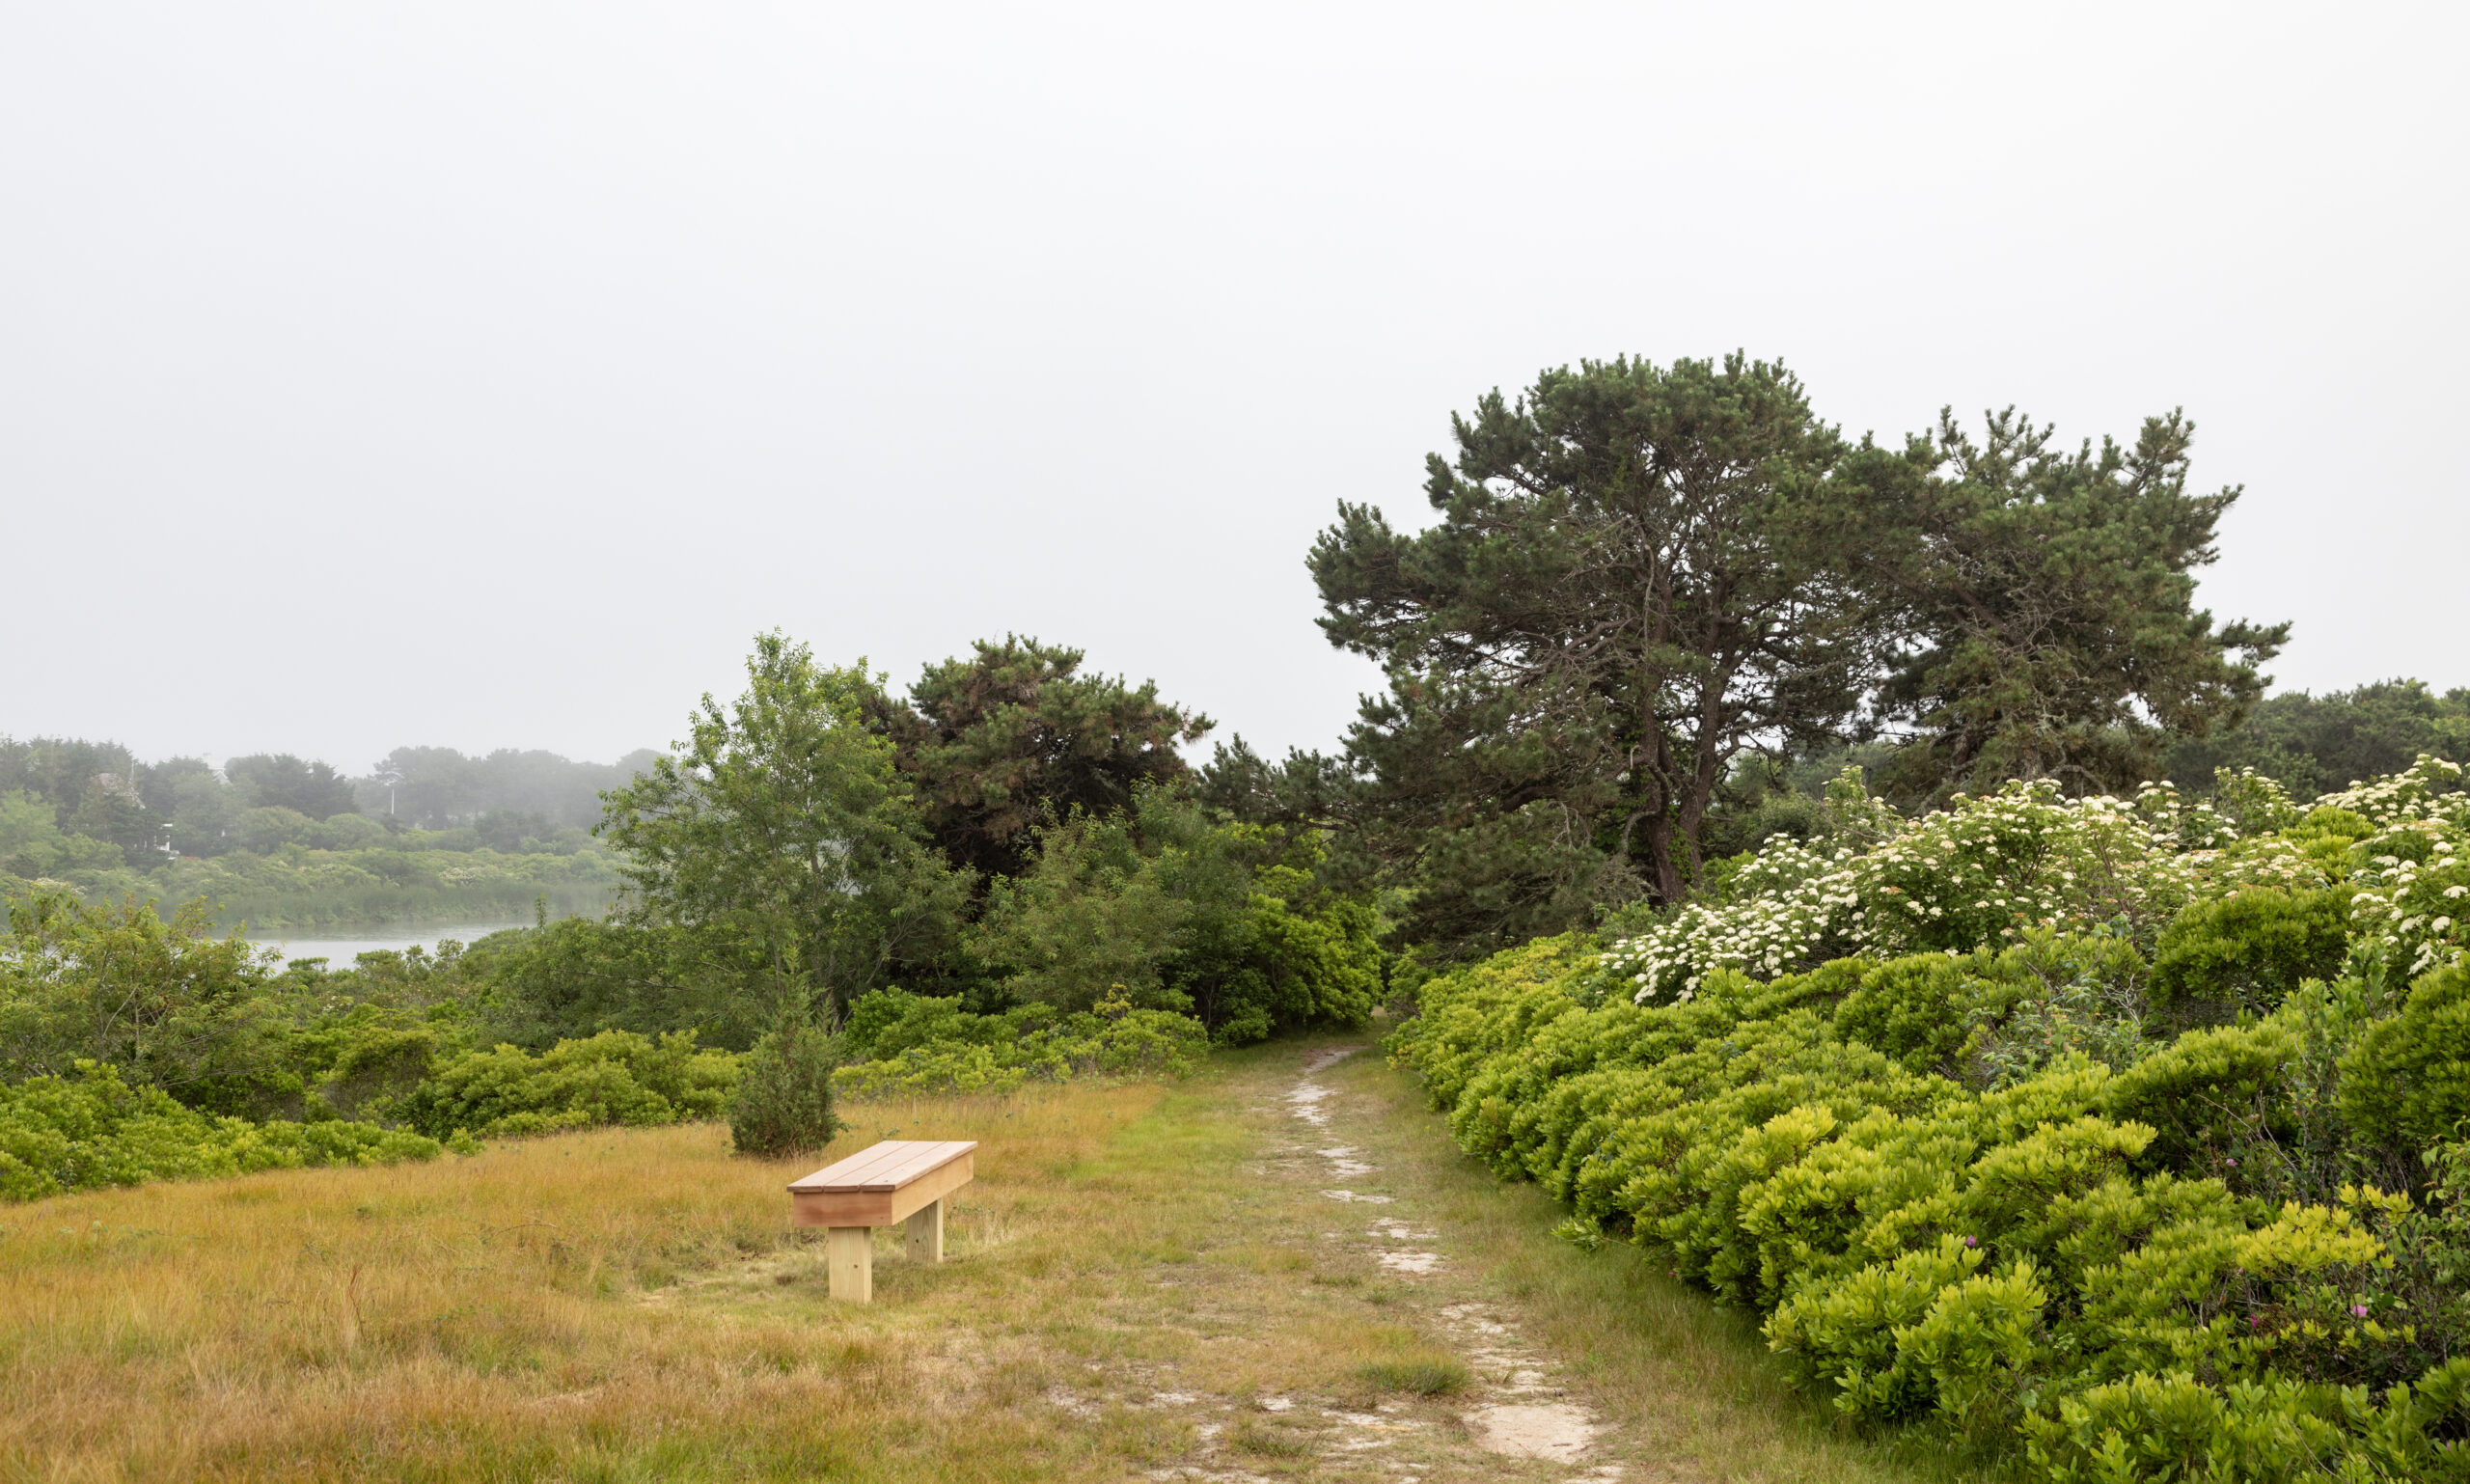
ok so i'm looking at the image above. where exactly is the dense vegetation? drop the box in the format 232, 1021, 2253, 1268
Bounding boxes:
0, 737, 633, 928
10, 352, 2468, 1476
1392, 759, 2470, 1477
1, 633, 1383, 1195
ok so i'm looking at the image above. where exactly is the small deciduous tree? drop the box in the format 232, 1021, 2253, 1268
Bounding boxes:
599, 633, 968, 1029
0, 890, 283, 1109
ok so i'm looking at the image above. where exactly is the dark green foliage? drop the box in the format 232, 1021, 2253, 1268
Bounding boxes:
867, 635, 1210, 882
728, 1023, 841, 1159
463, 916, 758, 1051
1833, 950, 2022, 1074
967, 789, 1382, 1041
2168, 679, 2470, 800
224, 754, 360, 820
2341, 963, 2470, 1161
2150, 887, 2351, 1024
392, 1030, 737, 1140
1861, 408, 2286, 803
1311, 355, 1870, 943
600, 633, 970, 1025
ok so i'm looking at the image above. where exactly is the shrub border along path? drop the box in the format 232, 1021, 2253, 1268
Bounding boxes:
1301, 1042, 1990, 1484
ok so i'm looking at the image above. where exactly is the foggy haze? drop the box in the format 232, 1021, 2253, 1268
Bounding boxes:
4, 3, 2463, 775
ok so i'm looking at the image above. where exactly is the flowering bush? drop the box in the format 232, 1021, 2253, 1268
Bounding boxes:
1601, 772, 2384, 1006
1392, 756, 2470, 1480
2324, 756, 2470, 980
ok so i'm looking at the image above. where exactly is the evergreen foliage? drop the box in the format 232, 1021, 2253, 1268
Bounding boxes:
1388, 756, 2470, 1478
727, 1022, 841, 1159
866, 635, 1211, 883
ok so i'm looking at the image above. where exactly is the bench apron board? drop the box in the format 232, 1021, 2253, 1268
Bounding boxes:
786, 1140, 976, 1303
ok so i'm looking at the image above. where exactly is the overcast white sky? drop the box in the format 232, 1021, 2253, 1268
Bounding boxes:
4, 3, 2462, 774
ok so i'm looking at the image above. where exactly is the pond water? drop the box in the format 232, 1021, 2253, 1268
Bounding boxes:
245, 923, 534, 966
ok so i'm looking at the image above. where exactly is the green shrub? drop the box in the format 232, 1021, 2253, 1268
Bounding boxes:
2341, 961, 2470, 1159
2150, 887, 2351, 1024
2103, 1021, 2299, 1172
391, 1030, 736, 1140
833, 988, 1208, 1098
1395, 923, 2470, 1477
1386, 756, 2470, 1479
729, 1022, 841, 1159
1834, 950, 2022, 1074
0, 1063, 440, 1202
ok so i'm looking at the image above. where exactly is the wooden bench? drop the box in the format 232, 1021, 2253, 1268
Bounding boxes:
786, 1140, 976, 1303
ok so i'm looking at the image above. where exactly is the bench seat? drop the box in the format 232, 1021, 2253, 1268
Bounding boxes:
787, 1140, 976, 1302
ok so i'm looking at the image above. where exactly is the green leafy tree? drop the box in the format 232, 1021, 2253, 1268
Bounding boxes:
0, 792, 122, 878
970, 787, 1383, 1039
0, 891, 285, 1112
225, 754, 361, 820
2165, 679, 2470, 800
1863, 408, 2287, 801
1309, 355, 1875, 949
163, 771, 240, 857
464, 915, 760, 1050
970, 803, 1195, 1013
867, 636, 1211, 881
599, 633, 969, 1028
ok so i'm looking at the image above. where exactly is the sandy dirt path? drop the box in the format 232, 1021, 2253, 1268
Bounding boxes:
1134, 1043, 1631, 1483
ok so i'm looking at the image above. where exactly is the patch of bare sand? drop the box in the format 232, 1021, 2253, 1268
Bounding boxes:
1463, 1401, 1607, 1463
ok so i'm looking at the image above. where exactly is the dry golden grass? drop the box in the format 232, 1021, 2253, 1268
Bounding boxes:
0, 1040, 2000, 1483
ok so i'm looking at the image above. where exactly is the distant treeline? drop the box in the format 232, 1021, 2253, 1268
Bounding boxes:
0, 739, 657, 868
2163, 678, 2470, 799
0, 740, 651, 929
358, 746, 666, 831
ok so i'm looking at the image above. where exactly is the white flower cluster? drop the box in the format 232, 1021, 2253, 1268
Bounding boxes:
1604, 775, 2333, 1004
2324, 756, 2470, 977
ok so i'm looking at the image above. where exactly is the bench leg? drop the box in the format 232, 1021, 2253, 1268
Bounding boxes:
905, 1198, 944, 1264
827, 1226, 873, 1303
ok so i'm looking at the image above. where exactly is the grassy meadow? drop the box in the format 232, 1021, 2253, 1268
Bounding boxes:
1, 1042, 1990, 1483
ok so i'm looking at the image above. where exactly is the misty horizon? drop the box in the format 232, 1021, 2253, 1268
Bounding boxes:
7, 4, 2465, 771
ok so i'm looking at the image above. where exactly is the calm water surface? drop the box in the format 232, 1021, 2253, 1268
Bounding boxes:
245, 923, 533, 965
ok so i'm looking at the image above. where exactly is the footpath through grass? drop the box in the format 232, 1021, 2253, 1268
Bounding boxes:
0, 1038, 1995, 1482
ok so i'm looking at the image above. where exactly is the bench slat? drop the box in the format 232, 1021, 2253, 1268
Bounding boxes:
851, 1140, 975, 1190
788, 1139, 976, 1195
795, 1142, 918, 1190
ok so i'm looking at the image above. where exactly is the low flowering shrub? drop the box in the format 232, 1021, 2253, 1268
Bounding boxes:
1391, 757, 2470, 1479
0, 1062, 441, 1202
1597, 775, 2326, 1005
